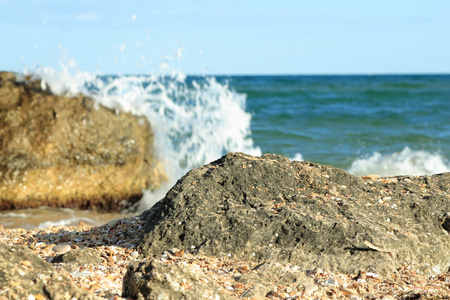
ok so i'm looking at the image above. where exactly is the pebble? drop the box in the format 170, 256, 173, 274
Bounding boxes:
304, 284, 319, 294
130, 251, 139, 259
366, 272, 379, 278
341, 288, 358, 296
52, 244, 71, 253
73, 271, 91, 277
324, 278, 337, 286
362, 174, 380, 180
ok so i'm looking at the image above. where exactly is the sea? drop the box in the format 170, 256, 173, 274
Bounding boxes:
2, 67, 450, 229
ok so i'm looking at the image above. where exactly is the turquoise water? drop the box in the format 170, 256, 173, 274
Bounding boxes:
223, 75, 450, 174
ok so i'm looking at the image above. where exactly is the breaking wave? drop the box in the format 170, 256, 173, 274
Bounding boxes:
27, 63, 261, 210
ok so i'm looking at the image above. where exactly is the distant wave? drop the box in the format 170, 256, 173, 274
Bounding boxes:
37, 217, 95, 229
290, 153, 304, 162
347, 147, 450, 176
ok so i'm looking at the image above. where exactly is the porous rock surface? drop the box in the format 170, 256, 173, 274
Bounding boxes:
123, 258, 233, 300
51, 248, 103, 272
0, 243, 98, 300
0, 71, 166, 211
138, 152, 450, 276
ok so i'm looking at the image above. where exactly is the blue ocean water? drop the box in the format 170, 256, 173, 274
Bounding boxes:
7, 68, 448, 229
223, 75, 450, 174
32, 68, 450, 181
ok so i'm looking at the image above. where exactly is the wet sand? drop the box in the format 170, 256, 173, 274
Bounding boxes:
0, 207, 133, 229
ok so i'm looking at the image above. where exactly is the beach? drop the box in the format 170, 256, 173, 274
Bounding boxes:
3, 151, 450, 299
1, 2, 449, 298
2, 71, 450, 299
2, 217, 450, 299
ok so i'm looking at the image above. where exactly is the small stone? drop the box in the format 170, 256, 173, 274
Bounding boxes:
324, 278, 337, 286
20, 260, 32, 267
130, 251, 139, 259
381, 178, 398, 183
341, 288, 358, 296
365, 272, 379, 278
304, 284, 319, 294
52, 244, 71, 253
361, 174, 380, 180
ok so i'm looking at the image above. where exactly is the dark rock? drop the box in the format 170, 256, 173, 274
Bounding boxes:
0, 243, 98, 299
51, 248, 102, 272
123, 258, 232, 300
0, 71, 167, 211
138, 152, 450, 275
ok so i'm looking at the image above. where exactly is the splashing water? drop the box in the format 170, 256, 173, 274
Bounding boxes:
290, 153, 304, 162
347, 147, 450, 176
27, 64, 261, 210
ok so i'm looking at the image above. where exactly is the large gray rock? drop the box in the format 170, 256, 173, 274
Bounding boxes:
0, 71, 167, 211
138, 152, 450, 275
0, 243, 98, 299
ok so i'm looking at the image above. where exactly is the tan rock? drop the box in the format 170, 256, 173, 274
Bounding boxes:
0, 72, 167, 211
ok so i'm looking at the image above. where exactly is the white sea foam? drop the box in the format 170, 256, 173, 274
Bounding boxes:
290, 153, 304, 162
347, 147, 450, 176
37, 217, 97, 229
26, 63, 261, 211
0, 212, 30, 218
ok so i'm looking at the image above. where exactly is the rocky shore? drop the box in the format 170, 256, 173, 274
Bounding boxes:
0, 71, 166, 211
2, 153, 450, 299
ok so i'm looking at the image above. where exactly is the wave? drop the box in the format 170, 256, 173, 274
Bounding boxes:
347, 147, 450, 176
290, 153, 304, 162
36, 217, 97, 229
27, 63, 261, 210
290, 147, 449, 177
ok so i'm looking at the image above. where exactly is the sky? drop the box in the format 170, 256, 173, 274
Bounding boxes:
0, 0, 449, 75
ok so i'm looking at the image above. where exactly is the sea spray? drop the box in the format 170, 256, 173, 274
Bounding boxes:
347, 147, 450, 176
290, 153, 304, 162
28, 65, 261, 210
20, 69, 450, 206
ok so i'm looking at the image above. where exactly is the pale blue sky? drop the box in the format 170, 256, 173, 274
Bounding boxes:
1, 0, 449, 75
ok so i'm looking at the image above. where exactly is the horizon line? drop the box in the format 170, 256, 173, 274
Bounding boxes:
4, 69, 450, 77
187, 72, 450, 77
